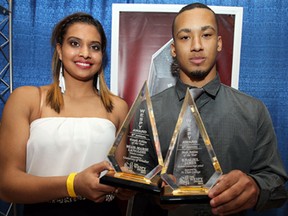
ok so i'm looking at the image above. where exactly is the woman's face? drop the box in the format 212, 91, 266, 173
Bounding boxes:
57, 22, 103, 82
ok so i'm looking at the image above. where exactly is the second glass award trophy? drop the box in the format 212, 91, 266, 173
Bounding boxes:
160, 88, 222, 203
100, 82, 164, 194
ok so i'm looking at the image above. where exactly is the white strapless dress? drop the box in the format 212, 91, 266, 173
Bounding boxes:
26, 117, 116, 176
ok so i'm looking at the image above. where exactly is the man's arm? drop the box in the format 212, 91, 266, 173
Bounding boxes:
208, 102, 288, 214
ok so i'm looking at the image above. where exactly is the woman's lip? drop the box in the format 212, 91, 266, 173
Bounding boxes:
75, 61, 92, 69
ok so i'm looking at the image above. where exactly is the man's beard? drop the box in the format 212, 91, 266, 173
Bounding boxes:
187, 70, 210, 81
172, 58, 214, 81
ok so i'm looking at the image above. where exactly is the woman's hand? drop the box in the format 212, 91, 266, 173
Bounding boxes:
73, 161, 118, 202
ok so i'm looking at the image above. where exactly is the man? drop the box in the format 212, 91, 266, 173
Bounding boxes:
131, 2, 287, 216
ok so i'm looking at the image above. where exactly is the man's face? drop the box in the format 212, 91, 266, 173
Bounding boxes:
171, 8, 222, 83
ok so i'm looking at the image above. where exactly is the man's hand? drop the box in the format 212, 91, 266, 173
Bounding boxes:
208, 170, 260, 215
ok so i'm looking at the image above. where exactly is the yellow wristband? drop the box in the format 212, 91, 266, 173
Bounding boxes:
66, 172, 77, 198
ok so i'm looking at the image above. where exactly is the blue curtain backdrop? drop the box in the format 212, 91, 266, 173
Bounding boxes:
0, 0, 287, 215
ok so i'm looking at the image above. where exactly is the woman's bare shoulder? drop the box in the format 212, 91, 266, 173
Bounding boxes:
10, 85, 50, 97
111, 95, 128, 113
8, 86, 38, 101
4, 85, 50, 116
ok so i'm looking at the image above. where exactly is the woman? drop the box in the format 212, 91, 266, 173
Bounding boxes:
0, 12, 130, 215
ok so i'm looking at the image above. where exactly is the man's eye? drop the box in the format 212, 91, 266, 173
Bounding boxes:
180, 36, 190, 40
203, 34, 212, 38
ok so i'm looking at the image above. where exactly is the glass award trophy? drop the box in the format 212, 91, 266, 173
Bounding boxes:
100, 81, 164, 194
160, 88, 222, 203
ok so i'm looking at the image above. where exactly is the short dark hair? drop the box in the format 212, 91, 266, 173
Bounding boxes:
172, 2, 219, 38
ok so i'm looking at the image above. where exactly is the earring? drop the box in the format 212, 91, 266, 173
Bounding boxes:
96, 73, 100, 91
58, 62, 66, 94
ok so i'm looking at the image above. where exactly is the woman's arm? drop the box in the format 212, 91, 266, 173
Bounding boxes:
0, 86, 116, 203
0, 86, 69, 203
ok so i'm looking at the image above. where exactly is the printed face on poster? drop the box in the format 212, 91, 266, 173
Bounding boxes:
110, 4, 243, 106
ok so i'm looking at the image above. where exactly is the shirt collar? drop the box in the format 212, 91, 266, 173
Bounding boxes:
175, 73, 221, 101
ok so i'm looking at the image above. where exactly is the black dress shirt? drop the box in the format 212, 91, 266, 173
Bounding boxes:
131, 74, 288, 215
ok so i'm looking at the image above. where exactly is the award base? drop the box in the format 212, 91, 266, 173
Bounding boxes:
160, 185, 210, 204
100, 171, 161, 194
